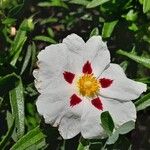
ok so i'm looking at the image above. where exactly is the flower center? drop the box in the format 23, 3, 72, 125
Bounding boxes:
77, 74, 100, 97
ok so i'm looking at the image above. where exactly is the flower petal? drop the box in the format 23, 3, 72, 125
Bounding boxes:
100, 64, 147, 101
83, 36, 110, 77
62, 33, 85, 53
81, 101, 106, 139
37, 43, 68, 75
82, 61, 92, 74
102, 97, 136, 127
36, 87, 72, 126
58, 114, 80, 139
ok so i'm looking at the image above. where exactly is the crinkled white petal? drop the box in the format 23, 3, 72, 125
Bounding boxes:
100, 63, 147, 101
81, 100, 107, 139
33, 67, 68, 93
62, 33, 85, 53
102, 97, 136, 127
83, 36, 110, 77
36, 86, 72, 127
58, 113, 81, 139
37, 43, 68, 75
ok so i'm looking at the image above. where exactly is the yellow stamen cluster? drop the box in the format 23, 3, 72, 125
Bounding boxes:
77, 74, 100, 97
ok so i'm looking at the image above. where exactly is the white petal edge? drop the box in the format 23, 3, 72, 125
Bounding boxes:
102, 97, 136, 127
100, 63, 147, 101
58, 114, 81, 139
62, 33, 85, 53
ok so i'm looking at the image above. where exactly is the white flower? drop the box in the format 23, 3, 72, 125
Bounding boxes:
33, 34, 147, 139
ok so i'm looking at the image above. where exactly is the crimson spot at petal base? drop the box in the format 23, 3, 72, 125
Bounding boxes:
91, 97, 103, 110
82, 61, 92, 74
70, 94, 82, 107
63, 71, 75, 84
100, 78, 113, 88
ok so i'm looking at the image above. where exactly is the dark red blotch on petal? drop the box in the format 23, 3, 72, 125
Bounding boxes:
100, 78, 113, 88
63, 71, 75, 84
82, 61, 92, 74
91, 97, 103, 110
70, 94, 82, 107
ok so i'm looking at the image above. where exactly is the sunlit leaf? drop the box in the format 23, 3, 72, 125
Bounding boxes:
70, 0, 89, 6
143, 0, 150, 13
86, 0, 110, 8
90, 27, 99, 37
9, 77, 25, 139
117, 49, 150, 69
10, 126, 46, 150
102, 20, 118, 38
34, 35, 57, 44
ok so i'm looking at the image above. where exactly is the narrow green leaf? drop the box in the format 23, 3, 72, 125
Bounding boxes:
47, 28, 55, 38
0, 118, 15, 149
118, 121, 135, 134
143, 0, 150, 13
90, 27, 99, 37
10, 127, 46, 150
135, 93, 150, 111
6, 111, 17, 142
70, 0, 89, 6
86, 0, 110, 8
102, 20, 118, 38
29, 42, 36, 75
38, 0, 68, 9
10, 19, 34, 66
34, 35, 57, 44
0, 73, 19, 96
101, 111, 114, 136
20, 44, 32, 75
117, 49, 150, 69
9, 77, 25, 139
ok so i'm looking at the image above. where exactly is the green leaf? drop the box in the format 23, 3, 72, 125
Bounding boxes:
20, 44, 32, 75
10, 126, 46, 150
2, 18, 16, 25
0, 117, 15, 149
10, 18, 34, 66
86, 0, 110, 8
101, 111, 114, 136
34, 35, 57, 44
6, 111, 17, 142
135, 93, 150, 111
0, 73, 19, 96
38, 0, 68, 9
9, 77, 25, 139
29, 42, 36, 75
90, 27, 99, 37
143, 0, 150, 13
47, 28, 55, 38
70, 0, 89, 6
102, 20, 118, 38
106, 131, 119, 145
117, 49, 150, 69
118, 121, 135, 134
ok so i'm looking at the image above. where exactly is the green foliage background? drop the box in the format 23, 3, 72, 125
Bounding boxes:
0, 0, 150, 149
